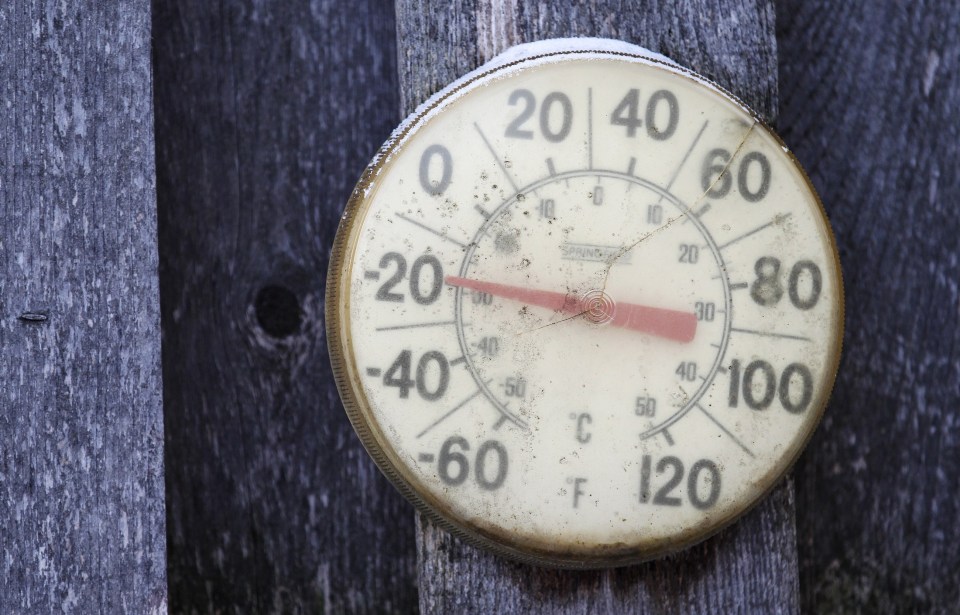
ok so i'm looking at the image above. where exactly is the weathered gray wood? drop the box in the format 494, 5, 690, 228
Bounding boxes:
397, 2, 799, 613
417, 483, 798, 613
777, 2, 960, 612
398, 0, 779, 125
152, 1, 418, 612
0, 1, 166, 613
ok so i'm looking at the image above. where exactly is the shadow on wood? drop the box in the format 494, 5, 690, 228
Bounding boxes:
152, 1, 417, 611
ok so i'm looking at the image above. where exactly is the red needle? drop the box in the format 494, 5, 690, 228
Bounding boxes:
446, 276, 697, 343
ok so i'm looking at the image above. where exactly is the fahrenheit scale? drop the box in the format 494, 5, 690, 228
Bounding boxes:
327, 39, 843, 567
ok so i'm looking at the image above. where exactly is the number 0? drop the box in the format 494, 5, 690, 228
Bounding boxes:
688, 460, 721, 509
475, 441, 508, 490
540, 92, 573, 142
419, 144, 452, 195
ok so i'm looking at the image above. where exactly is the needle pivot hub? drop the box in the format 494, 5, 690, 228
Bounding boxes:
580, 289, 615, 324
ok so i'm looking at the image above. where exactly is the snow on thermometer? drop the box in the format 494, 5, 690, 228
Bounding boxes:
326, 38, 843, 567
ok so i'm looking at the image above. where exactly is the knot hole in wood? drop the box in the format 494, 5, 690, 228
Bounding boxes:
254, 285, 302, 338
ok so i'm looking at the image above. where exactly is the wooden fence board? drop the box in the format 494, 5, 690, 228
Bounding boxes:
778, 2, 960, 612
396, 2, 801, 612
152, 1, 417, 612
0, 1, 166, 612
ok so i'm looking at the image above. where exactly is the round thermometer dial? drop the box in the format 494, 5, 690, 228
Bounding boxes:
327, 39, 843, 567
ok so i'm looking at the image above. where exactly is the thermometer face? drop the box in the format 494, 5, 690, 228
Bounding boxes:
327, 40, 843, 567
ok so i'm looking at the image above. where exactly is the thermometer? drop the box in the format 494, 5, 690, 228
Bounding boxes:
326, 39, 843, 567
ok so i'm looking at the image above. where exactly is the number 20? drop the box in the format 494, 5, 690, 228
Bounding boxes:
505, 89, 573, 142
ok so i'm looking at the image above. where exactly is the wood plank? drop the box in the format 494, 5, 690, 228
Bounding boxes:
152, 1, 417, 612
0, 1, 166, 612
417, 484, 799, 613
777, 2, 960, 611
398, 0, 779, 124
397, 1, 799, 612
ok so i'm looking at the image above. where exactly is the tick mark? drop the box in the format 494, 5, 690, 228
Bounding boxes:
366, 367, 382, 377
493, 414, 509, 430
587, 87, 594, 169
718, 212, 792, 251
474, 204, 491, 219
475, 123, 520, 192
682, 202, 712, 225
626, 157, 637, 176
418, 453, 435, 463
364, 271, 381, 281
375, 320, 457, 332
546, 157, 557, 177
697, 403, 755, 458
657, 120, 709, 205
396, 212, 468, 248
730, 326, 811, 342
730, 282, 749, 290
450, 356, 467, 366
417, 387, 487, 439
661, 429, 675, 446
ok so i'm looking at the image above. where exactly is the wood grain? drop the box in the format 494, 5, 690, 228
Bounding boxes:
398, 0, 779, 124
0, 1, 166, 612
152, 1, 417, 612
396, 1, 800, 613
777, 2, 960, 612
417, 484, 799, 613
